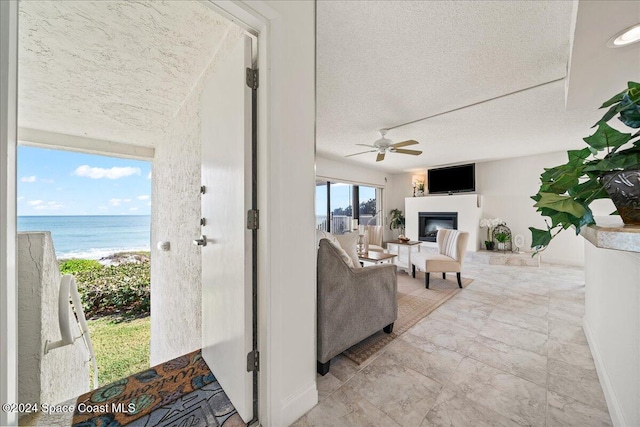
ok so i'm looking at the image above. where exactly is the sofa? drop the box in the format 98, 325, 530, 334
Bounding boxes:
316, 237, 397, 375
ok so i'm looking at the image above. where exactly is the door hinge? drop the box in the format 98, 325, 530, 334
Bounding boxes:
247, 350, 259, 372
246, 68, 259, 90
247, 209, 259, 230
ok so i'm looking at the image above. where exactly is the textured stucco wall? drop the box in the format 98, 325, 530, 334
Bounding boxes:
18, 232, 89, 405
150, 25, 243, 365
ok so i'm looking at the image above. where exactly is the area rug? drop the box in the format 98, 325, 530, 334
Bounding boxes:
72, 349, 244, 426
342, 273, 473, 365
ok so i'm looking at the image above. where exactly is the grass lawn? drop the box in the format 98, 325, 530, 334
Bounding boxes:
87, 315, 150, 387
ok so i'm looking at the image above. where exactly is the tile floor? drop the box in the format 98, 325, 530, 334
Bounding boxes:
293, 260, 612, 427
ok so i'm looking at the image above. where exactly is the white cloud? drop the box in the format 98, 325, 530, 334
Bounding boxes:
74, 165, 141, 180
35, 201, 64, 211
147, 171, 152, 179
109, 198, 132, 206
40, 178, 54, 184
21, 176, 37, 183
17, 196, 24, 201
27, 199, 63, 210
129, 207, 139, 211
137, 195, 150, 200
147, 202, 151, 206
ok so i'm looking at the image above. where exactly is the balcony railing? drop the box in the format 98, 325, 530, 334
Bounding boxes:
316, 214, 378, 234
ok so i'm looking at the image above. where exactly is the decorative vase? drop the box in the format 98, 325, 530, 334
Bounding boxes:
601, 169, 640, 225
497, 242, 505, 251
484, 241, 495, 251
357, 234, 366, 255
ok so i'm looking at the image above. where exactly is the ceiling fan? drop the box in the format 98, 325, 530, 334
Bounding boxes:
345, 129, 422, 162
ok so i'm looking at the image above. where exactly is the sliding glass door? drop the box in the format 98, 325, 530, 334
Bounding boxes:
358, 185, 381, 226
315, 180, 382, 234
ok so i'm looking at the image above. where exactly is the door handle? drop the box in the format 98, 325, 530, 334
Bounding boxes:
193, 235, 208, 246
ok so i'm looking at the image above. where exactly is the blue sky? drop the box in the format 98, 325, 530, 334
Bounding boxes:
315, 182, 376, 215
17, 146, 151, 216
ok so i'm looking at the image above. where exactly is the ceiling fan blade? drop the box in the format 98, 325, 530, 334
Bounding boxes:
392, 140, 419, 148
376, 152, 385, 162
393, 149, 422, 156
356, 143, 377, 148
345, 150, 377, 158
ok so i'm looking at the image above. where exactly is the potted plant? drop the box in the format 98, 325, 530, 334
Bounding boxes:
416, 182, 425, 196
494, 232, 511, 251
389, 208, 406, 239
530, 81, 640, 253
479, 217, 504, 250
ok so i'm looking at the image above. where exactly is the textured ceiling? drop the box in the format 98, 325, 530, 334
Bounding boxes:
566, 1, 640, 110
18, 1, 233, 147
316, 0, 595, 172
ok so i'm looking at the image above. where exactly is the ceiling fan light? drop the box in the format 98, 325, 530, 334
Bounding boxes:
607, 23, 640, 48
374, 137, 392, 146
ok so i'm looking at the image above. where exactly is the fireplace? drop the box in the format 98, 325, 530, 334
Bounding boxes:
419, 212, 458, 242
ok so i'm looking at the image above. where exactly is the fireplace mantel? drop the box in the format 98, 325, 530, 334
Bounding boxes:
405, 194, 482, 252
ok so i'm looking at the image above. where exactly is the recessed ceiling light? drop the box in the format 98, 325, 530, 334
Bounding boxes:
607, 23, 640, 48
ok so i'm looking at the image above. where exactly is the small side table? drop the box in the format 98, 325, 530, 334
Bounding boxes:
385, 240, 421, 272
358, 251, 397, 265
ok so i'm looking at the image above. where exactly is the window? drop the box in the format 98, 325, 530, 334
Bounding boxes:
315, 180, 382, 234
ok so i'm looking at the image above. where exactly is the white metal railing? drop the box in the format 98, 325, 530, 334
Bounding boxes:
316, 214, 379, 233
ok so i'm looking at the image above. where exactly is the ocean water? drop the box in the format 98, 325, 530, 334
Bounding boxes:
18, 215, 150, 259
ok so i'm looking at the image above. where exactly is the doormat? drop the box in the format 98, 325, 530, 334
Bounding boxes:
71, 349, 243, 426
342, 274, 472, 365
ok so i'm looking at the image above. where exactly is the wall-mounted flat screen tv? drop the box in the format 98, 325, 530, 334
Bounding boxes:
428, 163, 475, 194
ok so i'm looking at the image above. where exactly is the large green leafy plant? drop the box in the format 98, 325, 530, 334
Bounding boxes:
530, 81, 640, 253
389, 208, 405, 234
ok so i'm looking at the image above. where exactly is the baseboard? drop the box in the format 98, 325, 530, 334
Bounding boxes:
583, 318, 627, 426
280, 381, 318, 426
541, 257, 584, 267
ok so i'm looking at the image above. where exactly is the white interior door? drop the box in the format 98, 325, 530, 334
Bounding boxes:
200, 34, 253, 423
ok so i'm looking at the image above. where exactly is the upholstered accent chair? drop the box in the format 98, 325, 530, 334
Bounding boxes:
361, 225, 385, 253
411, 229, 469, 289
316, 238, 397, 375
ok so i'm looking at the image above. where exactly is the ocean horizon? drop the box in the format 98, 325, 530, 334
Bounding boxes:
18, 215, 151, 260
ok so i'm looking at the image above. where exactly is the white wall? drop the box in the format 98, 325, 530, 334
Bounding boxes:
475, 151, 614, 265
392, 151, 614, 265
0, 1, 18, 424
405, 194, 482, 252
150, 26, 244, 365
385, 172, 414, 241
17, 233, 89, 406
261, 2, 317, 425
319, 150, 620, 267
316, 156, 389, 187
583, 242, 640, 427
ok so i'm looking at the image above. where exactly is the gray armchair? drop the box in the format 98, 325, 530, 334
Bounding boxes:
317, 239, 397, 375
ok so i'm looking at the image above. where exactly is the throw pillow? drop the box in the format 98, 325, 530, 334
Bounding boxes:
326, 239, 355, 269
316, 229, 356, 269
334, 232, 362, 269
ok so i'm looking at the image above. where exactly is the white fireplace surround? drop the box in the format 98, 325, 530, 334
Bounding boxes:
405, 193, 482, 252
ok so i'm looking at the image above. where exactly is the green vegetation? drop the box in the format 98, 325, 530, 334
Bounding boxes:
530, 81, 640, 253
494, 232, 511, 243
87, 315, 150, 387
59, 253, 150, 318
75, 263, 150, 317
60, 252, 151, 385
389, 208, 405, 232
59, 259, 102, 275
